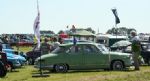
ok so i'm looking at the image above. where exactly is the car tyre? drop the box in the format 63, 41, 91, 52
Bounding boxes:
28, 58, 34, 65
54, 64, 68, 73
112, 61, 124, 71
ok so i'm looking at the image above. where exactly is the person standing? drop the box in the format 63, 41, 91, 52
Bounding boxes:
52, 37, 60, 51
130, 30, 141, 70
40, 38, 51, 55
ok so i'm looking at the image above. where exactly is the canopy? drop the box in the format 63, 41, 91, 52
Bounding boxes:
70, 30, 95, 36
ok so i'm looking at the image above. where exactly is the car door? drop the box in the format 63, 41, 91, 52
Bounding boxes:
66, 45, 84, 70
83, 44, 109, 69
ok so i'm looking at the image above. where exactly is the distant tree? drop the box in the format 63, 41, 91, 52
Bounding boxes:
85, 27, 95, 34
106, 27, 136, 35
40, 30, 55, 34
127, 28, 136, 35
57, 30, 64, 34
106, 27, 117, 34
68, 27, 96, 34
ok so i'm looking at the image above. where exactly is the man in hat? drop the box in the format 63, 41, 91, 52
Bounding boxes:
130, 30, 141, 70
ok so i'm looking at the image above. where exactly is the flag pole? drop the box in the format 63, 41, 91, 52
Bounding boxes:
32, 0, 49, 77
37, 0, 39, 13
36, 0, 42, 76
115, 21, 117, 38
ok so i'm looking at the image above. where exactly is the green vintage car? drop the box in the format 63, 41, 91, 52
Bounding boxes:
34, 42, 133, 72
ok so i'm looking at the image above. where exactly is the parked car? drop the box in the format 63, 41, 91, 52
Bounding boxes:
140, 42, 150, 65
34, 42, 133, 72
18, 39, 34, 46
2, 44, 25, 70
0, 51, 19, 72
7, 56, 21, 70
2, 43, 13, 49
0, 52, 8, 67
0, 61, 7, 77
26, 45, 41, 65
2, 49, 26, 66
111, 42, 147, 65
0, 52, 7, 77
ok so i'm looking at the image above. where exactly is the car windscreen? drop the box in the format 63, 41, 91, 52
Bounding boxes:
97, 44, 109, 52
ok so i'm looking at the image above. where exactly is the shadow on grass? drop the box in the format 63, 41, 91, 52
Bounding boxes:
32, 69, 112, 74
31, 68, 137, 75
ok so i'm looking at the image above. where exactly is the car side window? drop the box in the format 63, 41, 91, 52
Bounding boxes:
52, 46, 67, 54
67, 45, 82, 54
83, 45, 99, 53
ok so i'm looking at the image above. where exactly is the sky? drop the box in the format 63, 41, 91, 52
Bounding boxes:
0, 0, 150, 34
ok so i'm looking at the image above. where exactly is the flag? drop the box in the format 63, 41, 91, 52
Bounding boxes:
33, 12, 40, 49
112, 8, 120, 24
73, 37, 77, 45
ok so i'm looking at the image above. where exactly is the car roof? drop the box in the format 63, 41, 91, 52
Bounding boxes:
60, 42, 98, 47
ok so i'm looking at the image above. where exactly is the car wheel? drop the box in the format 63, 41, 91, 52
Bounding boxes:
112, 61, 124, 71
54, 64, 68, 73
28, 58, 34, 65
0, 62, 7, 77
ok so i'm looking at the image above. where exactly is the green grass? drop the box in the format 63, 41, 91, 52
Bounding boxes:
0, 66, 150, 81
12, 46, 33, 53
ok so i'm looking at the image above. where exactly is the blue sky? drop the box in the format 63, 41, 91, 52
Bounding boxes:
0, 0, 150, 34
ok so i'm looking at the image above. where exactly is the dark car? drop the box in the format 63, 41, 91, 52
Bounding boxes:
0, 52, 7, 77
111, 42, 150, 65
140, 43, 150, 65
26, 46, 41, 65
122, 42, 150, 65
0, 52, 7, 67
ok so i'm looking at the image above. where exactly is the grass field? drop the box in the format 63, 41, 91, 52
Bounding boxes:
0, 66, 150, 81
